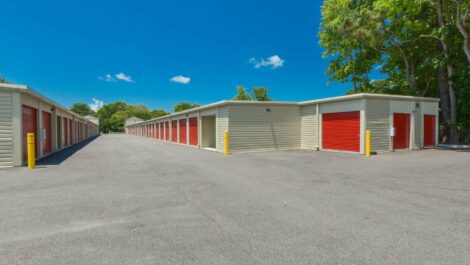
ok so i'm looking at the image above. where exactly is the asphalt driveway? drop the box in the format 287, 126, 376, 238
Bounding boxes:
0, 134, 469, 265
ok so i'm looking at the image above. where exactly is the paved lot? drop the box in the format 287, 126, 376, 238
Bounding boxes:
0, 134, 469, 265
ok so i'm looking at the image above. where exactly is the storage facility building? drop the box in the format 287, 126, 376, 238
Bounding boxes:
0, 83, 100, 168
125, 93, 439, 155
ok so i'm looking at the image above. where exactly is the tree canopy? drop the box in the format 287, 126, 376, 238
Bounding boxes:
0, 75, 11, 84
70, 101, 168, 133
233, 86, 272, 101
319, 0, 470, 126
173, 102, 200, 112
70, 103, 96, 117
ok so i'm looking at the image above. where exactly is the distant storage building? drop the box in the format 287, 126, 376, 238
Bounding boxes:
0, 83, 100, 168
125, 93, 439, 155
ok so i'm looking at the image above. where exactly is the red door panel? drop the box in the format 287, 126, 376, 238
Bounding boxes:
189, 117, 198, 146
424, 115, 436, 146
155, 124, 159, 139
171, 120, 178, 142
160, 123, 164, 140
42, 111, 52, 155
165, 122, 170, 141
179, 119, 187, 144
322, 111, 360, 152
22, 105, 37, 162
393, 113, 410, 150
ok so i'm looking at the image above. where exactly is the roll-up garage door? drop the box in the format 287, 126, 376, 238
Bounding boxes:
322, 111, 360, 152
179, 119, 187, 144
171, 120, 178, 142
393, 113, 410, 150
22, 105, 37, 162
160, 123, 164, 140
424, 115, 436, 147
69, 119, 73, 145
189, 117, 198, 146
165, 122, 170, 141
63, 117, 68, 146
42, 111, 52, 155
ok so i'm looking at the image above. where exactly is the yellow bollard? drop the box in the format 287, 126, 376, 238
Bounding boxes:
27, 133, 35, 169
365, 130, 371, 157
224, 130, 229, 157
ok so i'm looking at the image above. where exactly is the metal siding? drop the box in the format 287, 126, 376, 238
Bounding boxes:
228, 105, 301, 152
366, 99, 391, 152
216, 106, 228, 152
300, 104, 318, 149
0, 92, 13, 167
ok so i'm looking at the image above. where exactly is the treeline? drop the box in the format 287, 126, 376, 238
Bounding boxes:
71, 86, 272, 133
319, 0, 470, 126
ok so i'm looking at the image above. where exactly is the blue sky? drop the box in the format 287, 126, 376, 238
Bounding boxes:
0, 0, 350, 112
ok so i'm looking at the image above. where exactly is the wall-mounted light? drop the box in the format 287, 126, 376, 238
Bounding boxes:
415, 103, 420, 109
266, 108, 271, 112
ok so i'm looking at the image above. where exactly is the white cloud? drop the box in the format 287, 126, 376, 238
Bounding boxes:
170, 75, 191, 84
249, 55, 284, 69
115, 72, 134, 83
89, 98, 104, 112
98, 74, 116, 82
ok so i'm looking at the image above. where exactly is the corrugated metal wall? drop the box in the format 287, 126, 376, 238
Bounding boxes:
228, 105, 301, 152
366, 99, 391, 152
0, 92, 13, 167
216, 106, 228, 152
300, 104, 318, 149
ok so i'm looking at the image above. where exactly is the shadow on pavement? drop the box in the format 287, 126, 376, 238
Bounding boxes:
37, 136, 100, 166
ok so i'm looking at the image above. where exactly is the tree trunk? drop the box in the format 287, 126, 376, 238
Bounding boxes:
455, 0, 470, 63
436, 0, 458, 123
437, 67, 451, 143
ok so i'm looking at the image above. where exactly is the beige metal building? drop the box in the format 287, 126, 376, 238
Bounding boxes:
126, 93, 439, 155
0, 83, 100, 168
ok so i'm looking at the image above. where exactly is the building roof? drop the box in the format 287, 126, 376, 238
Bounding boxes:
125, 116, 144, 126
83, 115, 99, 125
129, 93, 439, 126
0, 83, 95, 124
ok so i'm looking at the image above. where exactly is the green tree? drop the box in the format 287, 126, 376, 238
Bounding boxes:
150, 109, 168, 118
251, 87, 272, 101
0, 75, 11, 83
233, 86, 252, 100
173, 102, 200, 112
71, 103, 96, 117
319, 0, 470, 128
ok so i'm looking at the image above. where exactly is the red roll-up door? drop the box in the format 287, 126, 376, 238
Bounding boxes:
42, 111, 52, 155
424, 115, 436, 147
155, 124, 159, 139
179, 119, 187, 144
63, 117, 68, 146
160, 123, 164, 140
189, 117, 198, 146
393, 113, 410, 150
322, 111, 360, 152
171, 120, 178, 142
22, 105, 37, 162
165, 122, 170, 141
